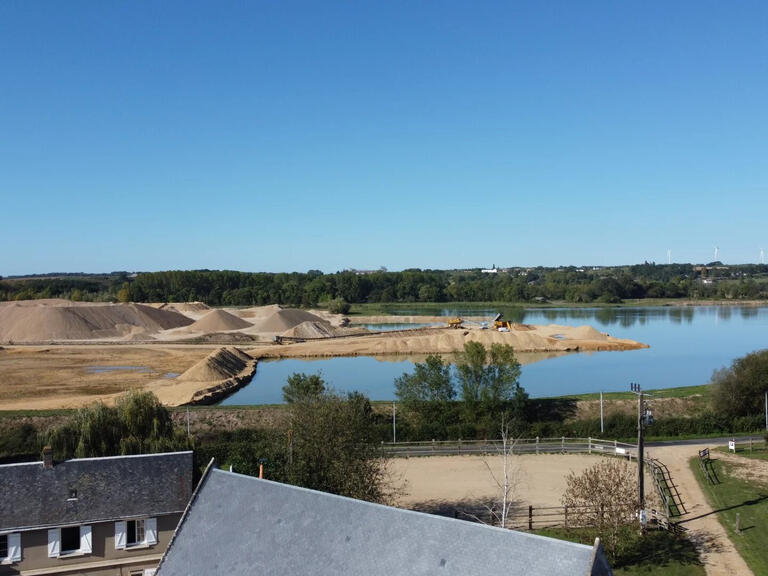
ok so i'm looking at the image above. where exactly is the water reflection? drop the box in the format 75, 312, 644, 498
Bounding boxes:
221, 306, 768, 404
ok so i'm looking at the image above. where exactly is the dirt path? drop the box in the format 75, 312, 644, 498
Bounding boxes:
642, 444, 752, 576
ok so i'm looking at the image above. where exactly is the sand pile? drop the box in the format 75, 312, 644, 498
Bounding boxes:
187, 310, 253, 332
161, 302, 211, 314
251, 308, 325, 332
237, 304, 283, 319
281, 321, 335, 339
0, 301, 193, 342
177, 347, 254, 382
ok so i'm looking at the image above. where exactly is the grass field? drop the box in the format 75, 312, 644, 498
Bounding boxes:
560, 384, 711, 401
716, 441, 768, 461
690, 454, 768, 575
537, 528, 704, 575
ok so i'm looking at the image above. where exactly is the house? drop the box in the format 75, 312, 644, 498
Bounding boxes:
156, 467, 613, 575
0, 448, 193, 576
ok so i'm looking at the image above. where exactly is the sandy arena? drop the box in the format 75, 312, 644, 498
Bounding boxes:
388, 443, 755, 576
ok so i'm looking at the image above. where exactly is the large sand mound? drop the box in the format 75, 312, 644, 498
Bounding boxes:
177, 347, 254, 382
237, 304, 283, 319
161, 302, 211, 314
281, 320, 335, 339
0, 301, 193, 342
251, 308, 325, 332
187, 310, 252, 332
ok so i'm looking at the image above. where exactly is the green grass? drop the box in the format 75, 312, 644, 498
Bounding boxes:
689, 455, 768, 575
556, 384, 711, 401
537, 527, 704, 575
0, 409, 74, 418
715, 441, 768, 461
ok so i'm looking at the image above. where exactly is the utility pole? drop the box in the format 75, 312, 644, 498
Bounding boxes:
600, 391, 604, 435
636, 385, 644, 510
393, 402, 397, 444
765, 392, 767, 432
630, 382, 649, 515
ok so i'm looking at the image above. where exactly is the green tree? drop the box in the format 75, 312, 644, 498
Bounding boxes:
47, 391, 187, 459
287, 389, 391, 503
115, 390, 178, 454
327, 297, 351, 314
711, 349, 768, 419
282, 372, 327, 403
395, 355, 455, 438
456, 342, 526, 427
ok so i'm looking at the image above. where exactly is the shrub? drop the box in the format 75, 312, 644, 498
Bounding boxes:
328, 298, 351, 315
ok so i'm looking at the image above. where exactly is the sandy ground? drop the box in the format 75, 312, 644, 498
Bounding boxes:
246, 325, 646, 359
388, 443, 754, 576
390, 453, 608, 509
0, 345, 214, 409
0, 301, 649, 409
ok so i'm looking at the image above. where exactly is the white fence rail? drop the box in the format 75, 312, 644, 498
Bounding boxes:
381, 437, 638, 458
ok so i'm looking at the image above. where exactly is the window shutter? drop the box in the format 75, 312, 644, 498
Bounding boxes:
80, 525, 92, 554
8, 533, 21, 562
47, 529, 60, 557
115, 521, 127, 549
145, 518, 157, 545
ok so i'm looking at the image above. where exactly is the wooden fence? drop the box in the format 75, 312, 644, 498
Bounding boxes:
698, 448, 717, 485
381, 437, 638, 458
453, 504, 678, 533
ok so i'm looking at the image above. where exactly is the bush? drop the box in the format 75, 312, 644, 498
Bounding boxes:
327, 298, 351, 314
711, 349, 768, 419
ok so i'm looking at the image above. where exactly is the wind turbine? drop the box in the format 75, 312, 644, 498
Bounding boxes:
667, 249, 671, 265
761, 248, 765, 265
714, 246, 719, 262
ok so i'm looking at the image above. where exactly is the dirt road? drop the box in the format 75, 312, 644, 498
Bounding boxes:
647, 443, 753, 576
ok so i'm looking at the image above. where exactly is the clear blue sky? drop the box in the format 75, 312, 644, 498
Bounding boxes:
2, 1, 767, 275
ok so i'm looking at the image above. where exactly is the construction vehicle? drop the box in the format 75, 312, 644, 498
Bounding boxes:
493, 312, 514, 331
446, 317, 464, 329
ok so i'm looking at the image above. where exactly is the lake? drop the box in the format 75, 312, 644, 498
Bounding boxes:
219, 306, 768, 405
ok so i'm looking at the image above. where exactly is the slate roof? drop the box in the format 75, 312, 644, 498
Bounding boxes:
157, 468, 613, 576
0, 451, 194, 531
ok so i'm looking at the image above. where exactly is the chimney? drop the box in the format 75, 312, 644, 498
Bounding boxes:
42, 446, 54, 469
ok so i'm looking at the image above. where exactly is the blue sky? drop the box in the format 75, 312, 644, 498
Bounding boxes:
1, 1, 767, 275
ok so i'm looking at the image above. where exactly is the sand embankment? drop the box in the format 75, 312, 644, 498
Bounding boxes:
247, 324, 647, 359
0, 300, 193, 343
146, 347, 257, 406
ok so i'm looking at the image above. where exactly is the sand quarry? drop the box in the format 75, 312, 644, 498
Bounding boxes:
0, 299, 647, 409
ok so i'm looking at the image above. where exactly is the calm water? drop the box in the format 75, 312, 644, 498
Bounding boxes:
220, 306, 768, 405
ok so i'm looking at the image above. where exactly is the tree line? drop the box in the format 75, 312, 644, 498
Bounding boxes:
3, 263, 768, 305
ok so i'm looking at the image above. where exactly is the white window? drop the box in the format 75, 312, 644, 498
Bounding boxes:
115, 518, 157, 550
47, 526, 91, 557
0, 533, 22, 563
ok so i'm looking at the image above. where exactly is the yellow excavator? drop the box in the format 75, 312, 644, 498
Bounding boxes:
493, 312, 513, 331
